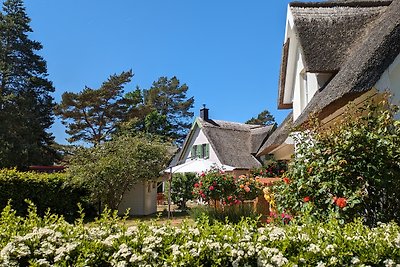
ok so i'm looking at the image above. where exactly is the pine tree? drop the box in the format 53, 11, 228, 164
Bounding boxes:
143, 76, 194, 144
245, 109, 276, 126
0, 0, 57, 168
55, 71, 134, 145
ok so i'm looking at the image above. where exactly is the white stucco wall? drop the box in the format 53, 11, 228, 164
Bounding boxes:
292, 49, 305, 121
180, 125, 220, 164
118, 181, 157, 216
375, 52, 400, 106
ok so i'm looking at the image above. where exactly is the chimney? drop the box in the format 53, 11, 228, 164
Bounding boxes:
200, 104, 209, 121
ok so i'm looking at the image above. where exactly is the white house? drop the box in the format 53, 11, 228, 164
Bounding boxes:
258, 0, 400, 160
174, 106, 275, 171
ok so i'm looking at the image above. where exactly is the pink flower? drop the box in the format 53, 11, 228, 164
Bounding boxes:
194, 183, 199, 188
209, 185, 214, 191
200, 172, 205, 177
244, 186, 250, 193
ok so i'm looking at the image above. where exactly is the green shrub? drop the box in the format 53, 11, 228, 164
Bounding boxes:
189, 204, 261, 224
167, 172, 198, 210
1, 203, 400, 266
0, 169, 92, 221
274, 97, 400, 225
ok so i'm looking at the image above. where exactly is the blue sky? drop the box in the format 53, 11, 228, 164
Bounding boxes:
23, 0, 295, 145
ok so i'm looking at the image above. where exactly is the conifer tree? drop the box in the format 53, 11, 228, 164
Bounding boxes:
246, 109, 276, 126
0, 0, 57, 168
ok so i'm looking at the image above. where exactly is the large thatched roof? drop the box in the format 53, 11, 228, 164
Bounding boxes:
270, 0, 399, 153
198, 118, 275, 169
294, 0, 400, 126
256, 112, 293, 156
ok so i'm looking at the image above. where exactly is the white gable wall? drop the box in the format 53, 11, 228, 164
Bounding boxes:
180, 125, 221, 164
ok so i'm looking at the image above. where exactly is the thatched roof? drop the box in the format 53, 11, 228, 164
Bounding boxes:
198, 118, 275, 169
256, 112, 294, 156
290, 2, 387, 72
293, 0, 400, 126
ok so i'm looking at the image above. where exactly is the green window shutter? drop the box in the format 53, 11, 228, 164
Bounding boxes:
205, 144, 210, 159
196, 145, 202, 158
191, 145, 197, 159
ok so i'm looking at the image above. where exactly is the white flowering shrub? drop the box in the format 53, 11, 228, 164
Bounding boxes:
1, 203, 400, 266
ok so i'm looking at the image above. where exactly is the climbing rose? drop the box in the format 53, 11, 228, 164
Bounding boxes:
209, 185, 214, 191
282, 177, 290, 184
244, 186, 251, 193
303, 196, 310, 202
194, 183, 199, 188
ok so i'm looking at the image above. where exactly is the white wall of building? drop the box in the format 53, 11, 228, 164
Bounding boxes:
118, 181, 157, 216
375, 53, 400, 105
180, 125, 220, 164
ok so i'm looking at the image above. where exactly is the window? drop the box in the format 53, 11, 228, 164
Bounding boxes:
191, 144, 210, 159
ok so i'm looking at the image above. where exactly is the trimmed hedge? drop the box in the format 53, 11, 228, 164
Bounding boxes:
0, 169, 92, 221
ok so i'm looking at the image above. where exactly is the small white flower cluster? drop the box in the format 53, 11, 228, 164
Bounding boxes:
1, 212, 400, 266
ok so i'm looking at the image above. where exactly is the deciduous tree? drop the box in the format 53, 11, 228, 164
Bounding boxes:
68, 135, 171, 210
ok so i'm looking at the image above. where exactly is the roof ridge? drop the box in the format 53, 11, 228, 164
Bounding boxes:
290, 0, 392, 8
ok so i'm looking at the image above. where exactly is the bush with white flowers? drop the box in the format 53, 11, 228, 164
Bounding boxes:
1, 203, 400, 266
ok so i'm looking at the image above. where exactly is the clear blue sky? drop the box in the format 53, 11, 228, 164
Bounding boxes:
23, 0, 296, 145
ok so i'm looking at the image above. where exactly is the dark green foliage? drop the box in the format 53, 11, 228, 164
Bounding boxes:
245, 109, 276, 126
189, 205, 260, 224
274, 96, 400, 225
0, 169, 92, 221
169, 172, 198, 210
0, 0, 57, 168
55, 71, 134, 145
122, 76, 194, 144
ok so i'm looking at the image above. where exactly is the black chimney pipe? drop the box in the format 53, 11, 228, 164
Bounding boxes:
200, 104, 209, 121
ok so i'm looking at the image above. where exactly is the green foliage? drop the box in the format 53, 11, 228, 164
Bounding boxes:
0, 169, 91, 221
235, 175, 264, 201
168, 172, 197, 210
124, 76, 194, 144
55, 71, 134, 145
1, 203, 400, 266
193, 170, 237, 203
246, 109, 276, 126
251, 160, 288, 178
274, 97, 400, 225
0, 0, 57, 168
189, 204, 260, 224
68, 134, 171, 210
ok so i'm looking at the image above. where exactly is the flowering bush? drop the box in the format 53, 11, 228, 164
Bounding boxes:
193, 170, 237, 204
235, 175, 264, 201
274, 96, 400, 225
1, 203, 400, 266
251, 161, 287, 178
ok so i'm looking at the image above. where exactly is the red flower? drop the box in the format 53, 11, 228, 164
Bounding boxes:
209, 185, 214, 191
282, 177, 290, 184
213, 181, 217, 186
227, 196, 233, 200
194, 183, 199, 188
303, 196, 310, 202
334, 197, 347, 208
200, 172, 205, 177
201, 193, 206, 198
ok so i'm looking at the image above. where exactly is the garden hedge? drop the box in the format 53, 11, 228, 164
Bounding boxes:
0, 169, 92, 221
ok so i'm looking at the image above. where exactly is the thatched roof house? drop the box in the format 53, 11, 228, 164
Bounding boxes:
174, 107, 275, 170
259, 0, 400, 159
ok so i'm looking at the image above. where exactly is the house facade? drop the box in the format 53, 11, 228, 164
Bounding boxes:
258, 0, 400, 160
174, 106, 275, 171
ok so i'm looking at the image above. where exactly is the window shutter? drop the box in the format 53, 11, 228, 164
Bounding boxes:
191, 145, 197, 159
205, 144, 210, 159
196, 145, 202, 158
